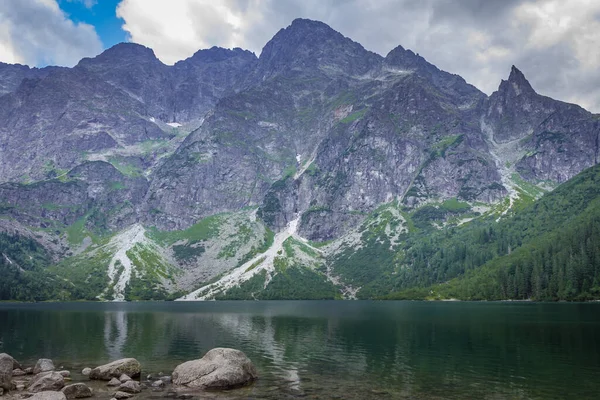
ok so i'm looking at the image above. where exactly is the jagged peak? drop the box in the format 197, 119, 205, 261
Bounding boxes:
183, 46, 257, 65
77, 42, 162, 67
499, 65, 535, 95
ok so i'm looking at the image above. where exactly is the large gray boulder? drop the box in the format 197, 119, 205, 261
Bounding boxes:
89, 359, 141, 381
28, 372, 65, 393
33, 359, 56, 375
172, 348, 257, 389
29, 391, 68, 400
0, 353, 14, 391
61, 383, 93, 399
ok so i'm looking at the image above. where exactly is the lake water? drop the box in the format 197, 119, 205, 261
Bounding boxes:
0, 301, 599, 399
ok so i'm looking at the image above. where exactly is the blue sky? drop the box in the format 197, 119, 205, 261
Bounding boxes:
57, 0, 126, 49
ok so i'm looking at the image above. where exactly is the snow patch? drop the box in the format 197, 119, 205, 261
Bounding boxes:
167, 122, 182, 128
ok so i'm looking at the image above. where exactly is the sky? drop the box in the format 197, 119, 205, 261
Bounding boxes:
0, 0, 599, 112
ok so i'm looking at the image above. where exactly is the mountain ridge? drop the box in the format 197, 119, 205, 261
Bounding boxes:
0, 18, 598, 301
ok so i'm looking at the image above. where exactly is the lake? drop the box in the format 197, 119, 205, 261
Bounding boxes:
0, 301, 598, 399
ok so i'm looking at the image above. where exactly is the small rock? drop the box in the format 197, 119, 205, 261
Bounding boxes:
0, 387, 4, 396
107, 378, 121, 387
118, 381, 141, 394
81, 368, 91, 377
57, 371, 70, 378
16, 383, 25, 391
113, 391, 133, 399
151, 380, 164, 388
159, 376, 172, 384
61, 383, 93, 399
28, 391, 67, 400
13, 369, 27, 377
28, 372, 65, 393
33, 360, 55, 375
118, 374, 131, 383
24, 368, 34, 375
89, 359, 141, 381
145, 375, 152, 381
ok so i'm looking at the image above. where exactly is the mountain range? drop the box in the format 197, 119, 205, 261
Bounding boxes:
0, 18, 598, 301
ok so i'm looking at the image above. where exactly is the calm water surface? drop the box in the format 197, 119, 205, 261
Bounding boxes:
0, 301, 598, 399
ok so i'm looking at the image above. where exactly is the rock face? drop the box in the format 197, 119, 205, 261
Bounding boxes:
89, 359, 141, 381
1, 18, 600, 301
0, 353, 14, 391
172, 348, 257, 389
61, 383, 93, 399
33, 359, 55, 375
29, 391, 68, 400
28, 372, 65, 393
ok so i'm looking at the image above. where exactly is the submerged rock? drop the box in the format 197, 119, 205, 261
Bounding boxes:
61, 383, 93, 399
0, 353, 14, 391
172, 348, 257, 390
113, 391, 133, 399
28, 372, 65, 393
89, 359, 141, 381
29, 391, 67, 400
33, 359, 56, 375
118, 380, 141, 394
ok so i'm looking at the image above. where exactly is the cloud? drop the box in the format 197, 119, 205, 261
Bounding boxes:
64, 0, 98, 8
0, 0, 103, 67
115, 0, 600, 112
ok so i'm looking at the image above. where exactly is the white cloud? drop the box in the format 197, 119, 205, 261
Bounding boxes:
0, 0, 103, 67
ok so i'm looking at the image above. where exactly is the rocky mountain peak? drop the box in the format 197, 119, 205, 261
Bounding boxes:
77, 42, 162, 69
498, 65, 536, 97
184, 46, 257, 65
255, 18, 382, 79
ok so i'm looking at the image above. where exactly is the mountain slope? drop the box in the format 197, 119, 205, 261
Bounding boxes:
0, 18, 599, 301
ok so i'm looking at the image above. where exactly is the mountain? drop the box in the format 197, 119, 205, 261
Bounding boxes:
0, 18, 599, 301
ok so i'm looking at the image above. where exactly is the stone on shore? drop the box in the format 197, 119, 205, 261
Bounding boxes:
28, 372, 65, 393
118, 374, 131, 383
107, 378, 121, 387
29, 391, 67, 400
118, 381, 141, 394
58, 371, 70, 378
33, 359, 56, 375
61, 383, 93, 399
172, 348, 258, 390
0, 353, 14, 391
89, 359, 141, 381
81, 368, 91, 377
24, 368, 34, 375
13, 369, 27, 377
113, 391, 133, 399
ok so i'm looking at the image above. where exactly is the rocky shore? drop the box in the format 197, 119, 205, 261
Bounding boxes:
0, 349, 258, 400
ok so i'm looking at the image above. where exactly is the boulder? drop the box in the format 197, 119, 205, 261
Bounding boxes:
28, 372, 65, 393
89, 359, 141, 381
118, 374, 131, 383
113, 391, 133, 399
33, 359, 55, 375
118, 381, 141, 394
13, 369, 27, 377
58, 371, 70, 378
81, 368, 91, 377
0, 353, 14, 391
107, 378, 121, 387
61, 383, 93, 399
29, 391, 67, 400
172, 348, 258, 390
